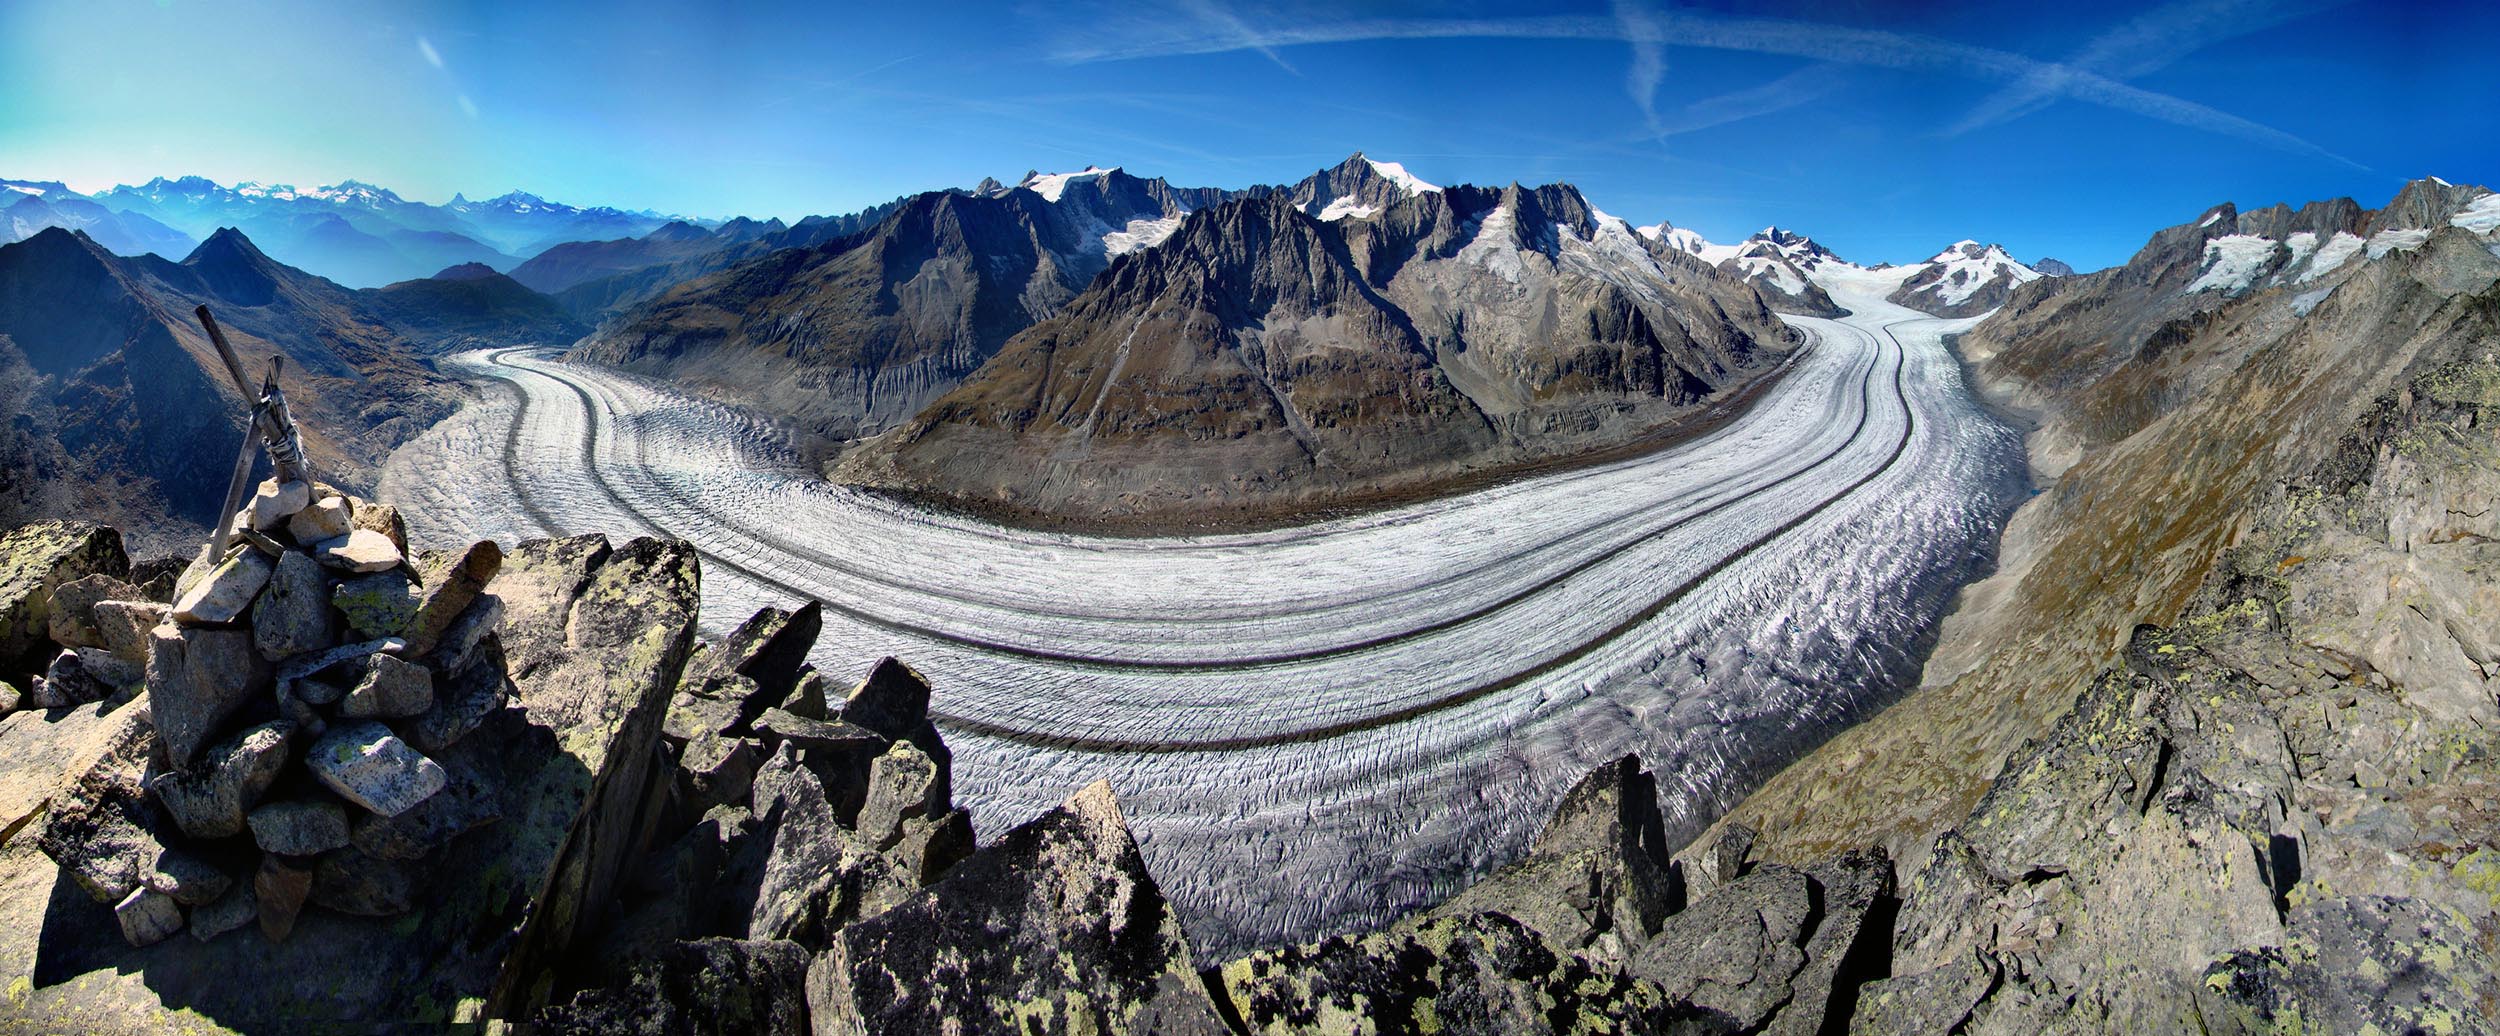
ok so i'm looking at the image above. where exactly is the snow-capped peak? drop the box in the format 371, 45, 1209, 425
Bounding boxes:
1359, 155, 1438, 195
1020, 166, 1117, 203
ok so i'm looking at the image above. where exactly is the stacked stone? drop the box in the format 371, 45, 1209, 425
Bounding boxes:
39, 477, 507, 947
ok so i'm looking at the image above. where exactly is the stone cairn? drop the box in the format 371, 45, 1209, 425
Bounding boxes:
41, 478, 506, 947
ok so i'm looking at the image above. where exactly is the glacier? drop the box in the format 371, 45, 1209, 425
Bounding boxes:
381, 271, 2027, 959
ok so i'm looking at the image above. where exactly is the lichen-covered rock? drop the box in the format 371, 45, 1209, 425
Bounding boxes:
805, 780, 1231, 1036
252, 548, 335, 660
170, 547, 275, 624
349, 497, 409, 555
349, 768, 500, 861
1630, 864, 1813, 1029
307, 720, 448, 817
1429, 754, 1680, 966
746, 745, 911, 947
682, 602, 823, 724
0, 519, 127, 673
2198, 895, 2500, 1036
37, 647, 111, 708
1220, 911, 1700, 1036
74, 646, 142, 693
288, 494, 353, 544
537, 937, 813, 1036
48, 572, 144, 650
147, 624, 271, 769
853, 739, 943, 851
332, 569, 422, 639
402, 638, 510, 753
149, 719, 290, 839
37, 747, 168, 905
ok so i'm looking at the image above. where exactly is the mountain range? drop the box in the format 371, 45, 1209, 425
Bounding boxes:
0, 176, 702, 289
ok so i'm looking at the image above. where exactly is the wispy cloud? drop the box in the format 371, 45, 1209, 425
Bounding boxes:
1944, 0, 2357, 137
1050, 7, 2364, 170
417, 36, 445, 70
1176, 0, 1299, 75
1649, 63, 1849, 140
1611, 0, 1667, 139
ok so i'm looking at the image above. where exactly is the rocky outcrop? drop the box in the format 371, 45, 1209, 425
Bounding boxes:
1698, 180, 2500, 1031
839, 182, 1793, 526
0, 520, 127, 678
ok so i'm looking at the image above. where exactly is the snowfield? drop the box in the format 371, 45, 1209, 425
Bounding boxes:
382, 275, 2026, 958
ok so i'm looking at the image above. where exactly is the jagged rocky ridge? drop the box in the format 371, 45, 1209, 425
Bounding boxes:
1699, 177, 2500, 1030
0, 495, 1917, 1033
834, 180, 1797, 525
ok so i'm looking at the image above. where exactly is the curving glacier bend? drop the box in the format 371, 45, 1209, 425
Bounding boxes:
381, 272, 2027, 959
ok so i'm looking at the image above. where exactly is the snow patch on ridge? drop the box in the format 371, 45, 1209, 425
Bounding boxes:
2296, 232, 2363, 283
2452, 193, 2500, 234
1317, 197, 1380, 222
2367, 227, 2432, 259
1363, 157, 1438, 195
2184, 234, 2278, 295
1023, 166, 1116, 203
1103, 213, 1186, 256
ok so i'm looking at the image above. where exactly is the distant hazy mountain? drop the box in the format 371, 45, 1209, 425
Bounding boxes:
361, 263, 591, 354
0, 225, 467, 549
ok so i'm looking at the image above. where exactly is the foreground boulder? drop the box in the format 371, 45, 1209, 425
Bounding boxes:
1428, 754, 1680, 965
805, 780, 1234, 1036
0, 521, 127, 678
537, 937, 813, 1036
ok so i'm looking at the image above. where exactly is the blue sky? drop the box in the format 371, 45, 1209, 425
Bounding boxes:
4, 0, 2494, 270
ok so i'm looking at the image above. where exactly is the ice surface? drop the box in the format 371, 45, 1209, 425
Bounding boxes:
2184, 234, 2279, 295
1102, 214, 1186, 255
2452, 193, 2500, 234
1022, 166, 1116, 203
1363, 157, 1439, 194
2368, 227, 2433, 259
383, 271, 2025, 960
2297, 232, 2364, 283
1316, 197, 1379, 222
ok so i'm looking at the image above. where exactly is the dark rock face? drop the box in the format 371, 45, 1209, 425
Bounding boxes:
805, 780, 1232, 1036
537, 937, 814, 1036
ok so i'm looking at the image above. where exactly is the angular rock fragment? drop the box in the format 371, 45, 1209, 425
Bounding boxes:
0, 519, 128, 672
286, 494, 353, 544
747, 746, 910, 947
170, 548, 275, 624
245, 478, 312, 531
116, 886, 185, 947
91, 599, 166, 663
190, 883, 260, 943
148, 625, 270, 769
331, 569, 421, 639
886, 807, 975, 886
75, 647, 143, 692
140, 845, 234, 905
854, 739, 944, 851
402, 642, 509, 753
424, 595, 503, 677
248, 799, 353, 856
306, 721, 447, 817
48, 572, 144, 649
838, 656, 930, 742
806, 780, 1229, 1036
348, 498, 409, 555
256, 853, 312, 941
403, 539, 501, 657
1630, 864, 1814, 1031
685, 602, 822, 716
339, 653, 433, 719
38, 648, 110, 708
40, 764, 168, 905
251, 548, 334, 660
312, 529, 404, 573
148, 719, 292, 839
751, 707, 880, 753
